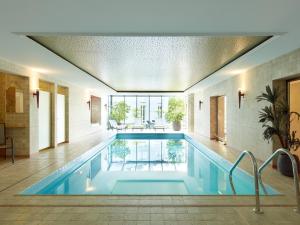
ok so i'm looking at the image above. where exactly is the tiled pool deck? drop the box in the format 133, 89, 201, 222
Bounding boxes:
0, 131, 299, 225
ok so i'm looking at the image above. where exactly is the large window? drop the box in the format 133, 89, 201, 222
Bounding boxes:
137, 96, 149, 124
109, 95, 186, 128
149, 96, 162, 123
162, 96, 170, 125
125, 96, 136, 125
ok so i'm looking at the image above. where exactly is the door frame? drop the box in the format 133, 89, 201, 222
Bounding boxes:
38, 90, 52, 151
57, 85, 69, 144
210, 95, 226, 143
39, 80, 55, 149
56, 93, 66, 144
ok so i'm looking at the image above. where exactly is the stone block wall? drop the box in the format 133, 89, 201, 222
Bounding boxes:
0, 58, 110, 157
194, 48, 300, 161
0, 72, 30, 156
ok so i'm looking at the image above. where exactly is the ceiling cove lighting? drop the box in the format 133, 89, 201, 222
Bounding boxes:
31, 67, 52, 74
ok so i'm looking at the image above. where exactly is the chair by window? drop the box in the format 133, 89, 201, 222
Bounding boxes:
0, 123, 14, 163
108, 120, 127, 131
146, 120, 155, 129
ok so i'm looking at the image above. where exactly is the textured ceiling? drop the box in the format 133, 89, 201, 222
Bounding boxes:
31, 36, 269, 92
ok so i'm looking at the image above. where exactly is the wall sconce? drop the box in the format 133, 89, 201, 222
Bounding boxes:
87, 100, 91, 110
199, 100, 203, 110
238, 90, 245, 109
32, 89, 39, 108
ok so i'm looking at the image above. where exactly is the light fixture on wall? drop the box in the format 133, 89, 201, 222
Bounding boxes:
199, 100, 203, 110
238, 90, 245, 109
87, 100, 91, 110
32, 89, 39, 108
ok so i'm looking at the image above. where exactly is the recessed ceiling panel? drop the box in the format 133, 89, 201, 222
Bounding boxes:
30, 35, 269, 92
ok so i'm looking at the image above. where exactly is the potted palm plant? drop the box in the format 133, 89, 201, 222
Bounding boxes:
110, 102, 130, 124
257, 85, 300, 176
165, 97, 185, 131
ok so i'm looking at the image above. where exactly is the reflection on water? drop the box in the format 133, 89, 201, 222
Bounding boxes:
108, 139, 187, 172
38, 139, 269, 195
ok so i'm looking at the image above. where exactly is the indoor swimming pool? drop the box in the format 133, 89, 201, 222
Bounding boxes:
21, 133, 279, 195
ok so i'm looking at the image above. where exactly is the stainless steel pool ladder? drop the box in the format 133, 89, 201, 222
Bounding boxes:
258, 148, 300, 213
229, 150, 263, 214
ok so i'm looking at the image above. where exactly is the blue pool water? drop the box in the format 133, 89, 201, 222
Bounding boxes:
22, 133, 279, 195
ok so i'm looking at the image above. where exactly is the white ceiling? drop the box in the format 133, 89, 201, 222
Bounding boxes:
0, 0, 300, 93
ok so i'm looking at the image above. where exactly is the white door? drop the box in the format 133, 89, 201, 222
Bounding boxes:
56, 94, 65, 144
39, 91, 51, 150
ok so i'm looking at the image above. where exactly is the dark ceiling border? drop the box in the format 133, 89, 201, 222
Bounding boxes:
116, 90, 184, 93
19, 32, 282, 36
28, 35, 273, 93
28, 36, 118, 92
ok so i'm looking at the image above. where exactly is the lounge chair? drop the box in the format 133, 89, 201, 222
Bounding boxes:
131, 124, 144, 131
153, 124, 166, 131
0, 123, 14, 163
146, 120, 155, 129
108, 120, 126, 131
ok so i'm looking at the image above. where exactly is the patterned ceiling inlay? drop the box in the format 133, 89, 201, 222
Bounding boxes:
31, 35, 270, 92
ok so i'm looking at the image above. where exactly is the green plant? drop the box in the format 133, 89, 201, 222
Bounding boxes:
110, 102, 130, 124
167, 140, 184, 162
165, 98, 185, 123
257, 85, 300, 151
111, 140, 130, 160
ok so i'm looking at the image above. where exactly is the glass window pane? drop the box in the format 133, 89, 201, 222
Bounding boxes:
125, 96, 136, 125
149, 96, 162, 124
137, 96, 149, 124
109, 95, 186, 130
162, 96, 170, 126
112, 96, 124, 106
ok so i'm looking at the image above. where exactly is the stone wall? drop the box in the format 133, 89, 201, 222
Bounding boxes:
194, 48, 300, 161
0, 58, 110, 156
68, 86, 107, 142
0, 72, 30, 156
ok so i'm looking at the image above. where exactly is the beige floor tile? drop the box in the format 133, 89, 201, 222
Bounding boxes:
0, 132, 299, 225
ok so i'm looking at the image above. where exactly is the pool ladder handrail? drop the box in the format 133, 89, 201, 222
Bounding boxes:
258, 148, 300, 213
229, 150, 263, 214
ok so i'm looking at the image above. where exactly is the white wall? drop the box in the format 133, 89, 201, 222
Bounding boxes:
68, 84, 108, 142
194, 48, 300, 161
0, 58, 113, 155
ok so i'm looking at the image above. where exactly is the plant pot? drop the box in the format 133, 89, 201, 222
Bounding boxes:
277, 153, 299, 177
172, 121, 181, 131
